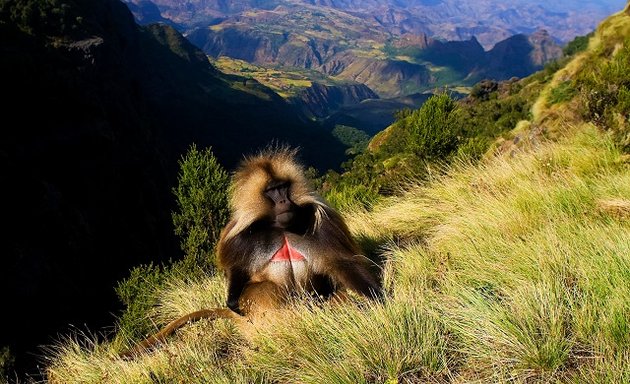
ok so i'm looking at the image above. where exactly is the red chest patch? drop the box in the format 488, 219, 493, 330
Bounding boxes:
271, 236, 306, 262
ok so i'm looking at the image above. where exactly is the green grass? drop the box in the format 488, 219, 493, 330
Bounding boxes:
348, 124, 630, 382
547, 81, 577, 106
46, 121, 630, 383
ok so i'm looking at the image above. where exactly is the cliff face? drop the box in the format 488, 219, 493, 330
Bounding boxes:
190, 26, 436, 98
480, 29, 563, 79
294, 82, 378, 117
527, 29, 564, 66
189, 27, 281, 63
331, 56, 433, 97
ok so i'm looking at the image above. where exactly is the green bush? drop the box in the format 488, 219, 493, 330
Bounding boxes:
456, 136, 489, 160
172, 144, 230, 270
563, 33, 594, 57
332, 125, 371, 155
114, 145, 230, 346
406, 93, 461, 160
547, 81, 577, 105
114, 263, 167, 344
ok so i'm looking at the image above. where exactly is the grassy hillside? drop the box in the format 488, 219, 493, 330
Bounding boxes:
43, 5, 630, 384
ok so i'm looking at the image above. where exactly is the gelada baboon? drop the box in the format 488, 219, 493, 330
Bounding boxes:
121, 147, 381, 358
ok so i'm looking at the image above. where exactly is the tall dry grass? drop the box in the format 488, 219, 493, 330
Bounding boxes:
46, 121, 629, 383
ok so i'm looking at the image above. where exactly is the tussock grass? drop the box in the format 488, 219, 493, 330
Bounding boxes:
47, 121, 629, 383
354, 123, 630, 382
151, 274, 227, 324
250, 299, 453, 384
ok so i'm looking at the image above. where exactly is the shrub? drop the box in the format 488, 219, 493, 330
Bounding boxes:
114, 263, 167, 344
172, 144, 230, 270
563, 33, 594, 57
332, 125, 371, 155
548, 81, 577, 105
406, 93, 461, 160
114, 145, 230, 346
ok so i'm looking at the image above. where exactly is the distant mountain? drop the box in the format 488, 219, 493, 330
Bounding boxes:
125, 0, 626, 48
481, 30, 564, 79
188, 5, 563, 98
124, 0, 179, 27
417, 29, 564, 81
0, 0, 346, 377
123, 0, 582, 103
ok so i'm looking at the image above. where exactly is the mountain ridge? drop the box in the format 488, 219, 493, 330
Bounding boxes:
191, 13, 563, 98
126, 0, 626, 48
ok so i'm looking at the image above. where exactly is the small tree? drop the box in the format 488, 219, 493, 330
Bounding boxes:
114, 145, 229, 344
407, 92, 460, 160
172, 144, 230, 270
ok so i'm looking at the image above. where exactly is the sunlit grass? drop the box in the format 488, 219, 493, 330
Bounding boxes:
352, 123, 630, 382
47, 118, 630, 383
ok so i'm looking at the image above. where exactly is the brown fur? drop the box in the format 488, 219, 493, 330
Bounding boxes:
120, 147, 381, 359
218, 146, 381, 313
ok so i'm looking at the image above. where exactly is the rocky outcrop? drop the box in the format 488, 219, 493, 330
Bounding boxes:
328, 54, 434, 98
294, 82, 378, 117
481, 29, 563, 80
527, 29, 564, 66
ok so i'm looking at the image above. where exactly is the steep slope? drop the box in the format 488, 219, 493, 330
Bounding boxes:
0, 0, 346, 377
294, 82, 378, 118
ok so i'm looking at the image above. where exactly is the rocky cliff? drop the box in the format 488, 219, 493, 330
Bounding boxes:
294, 82, 378, 118
480, 29, 563, 80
